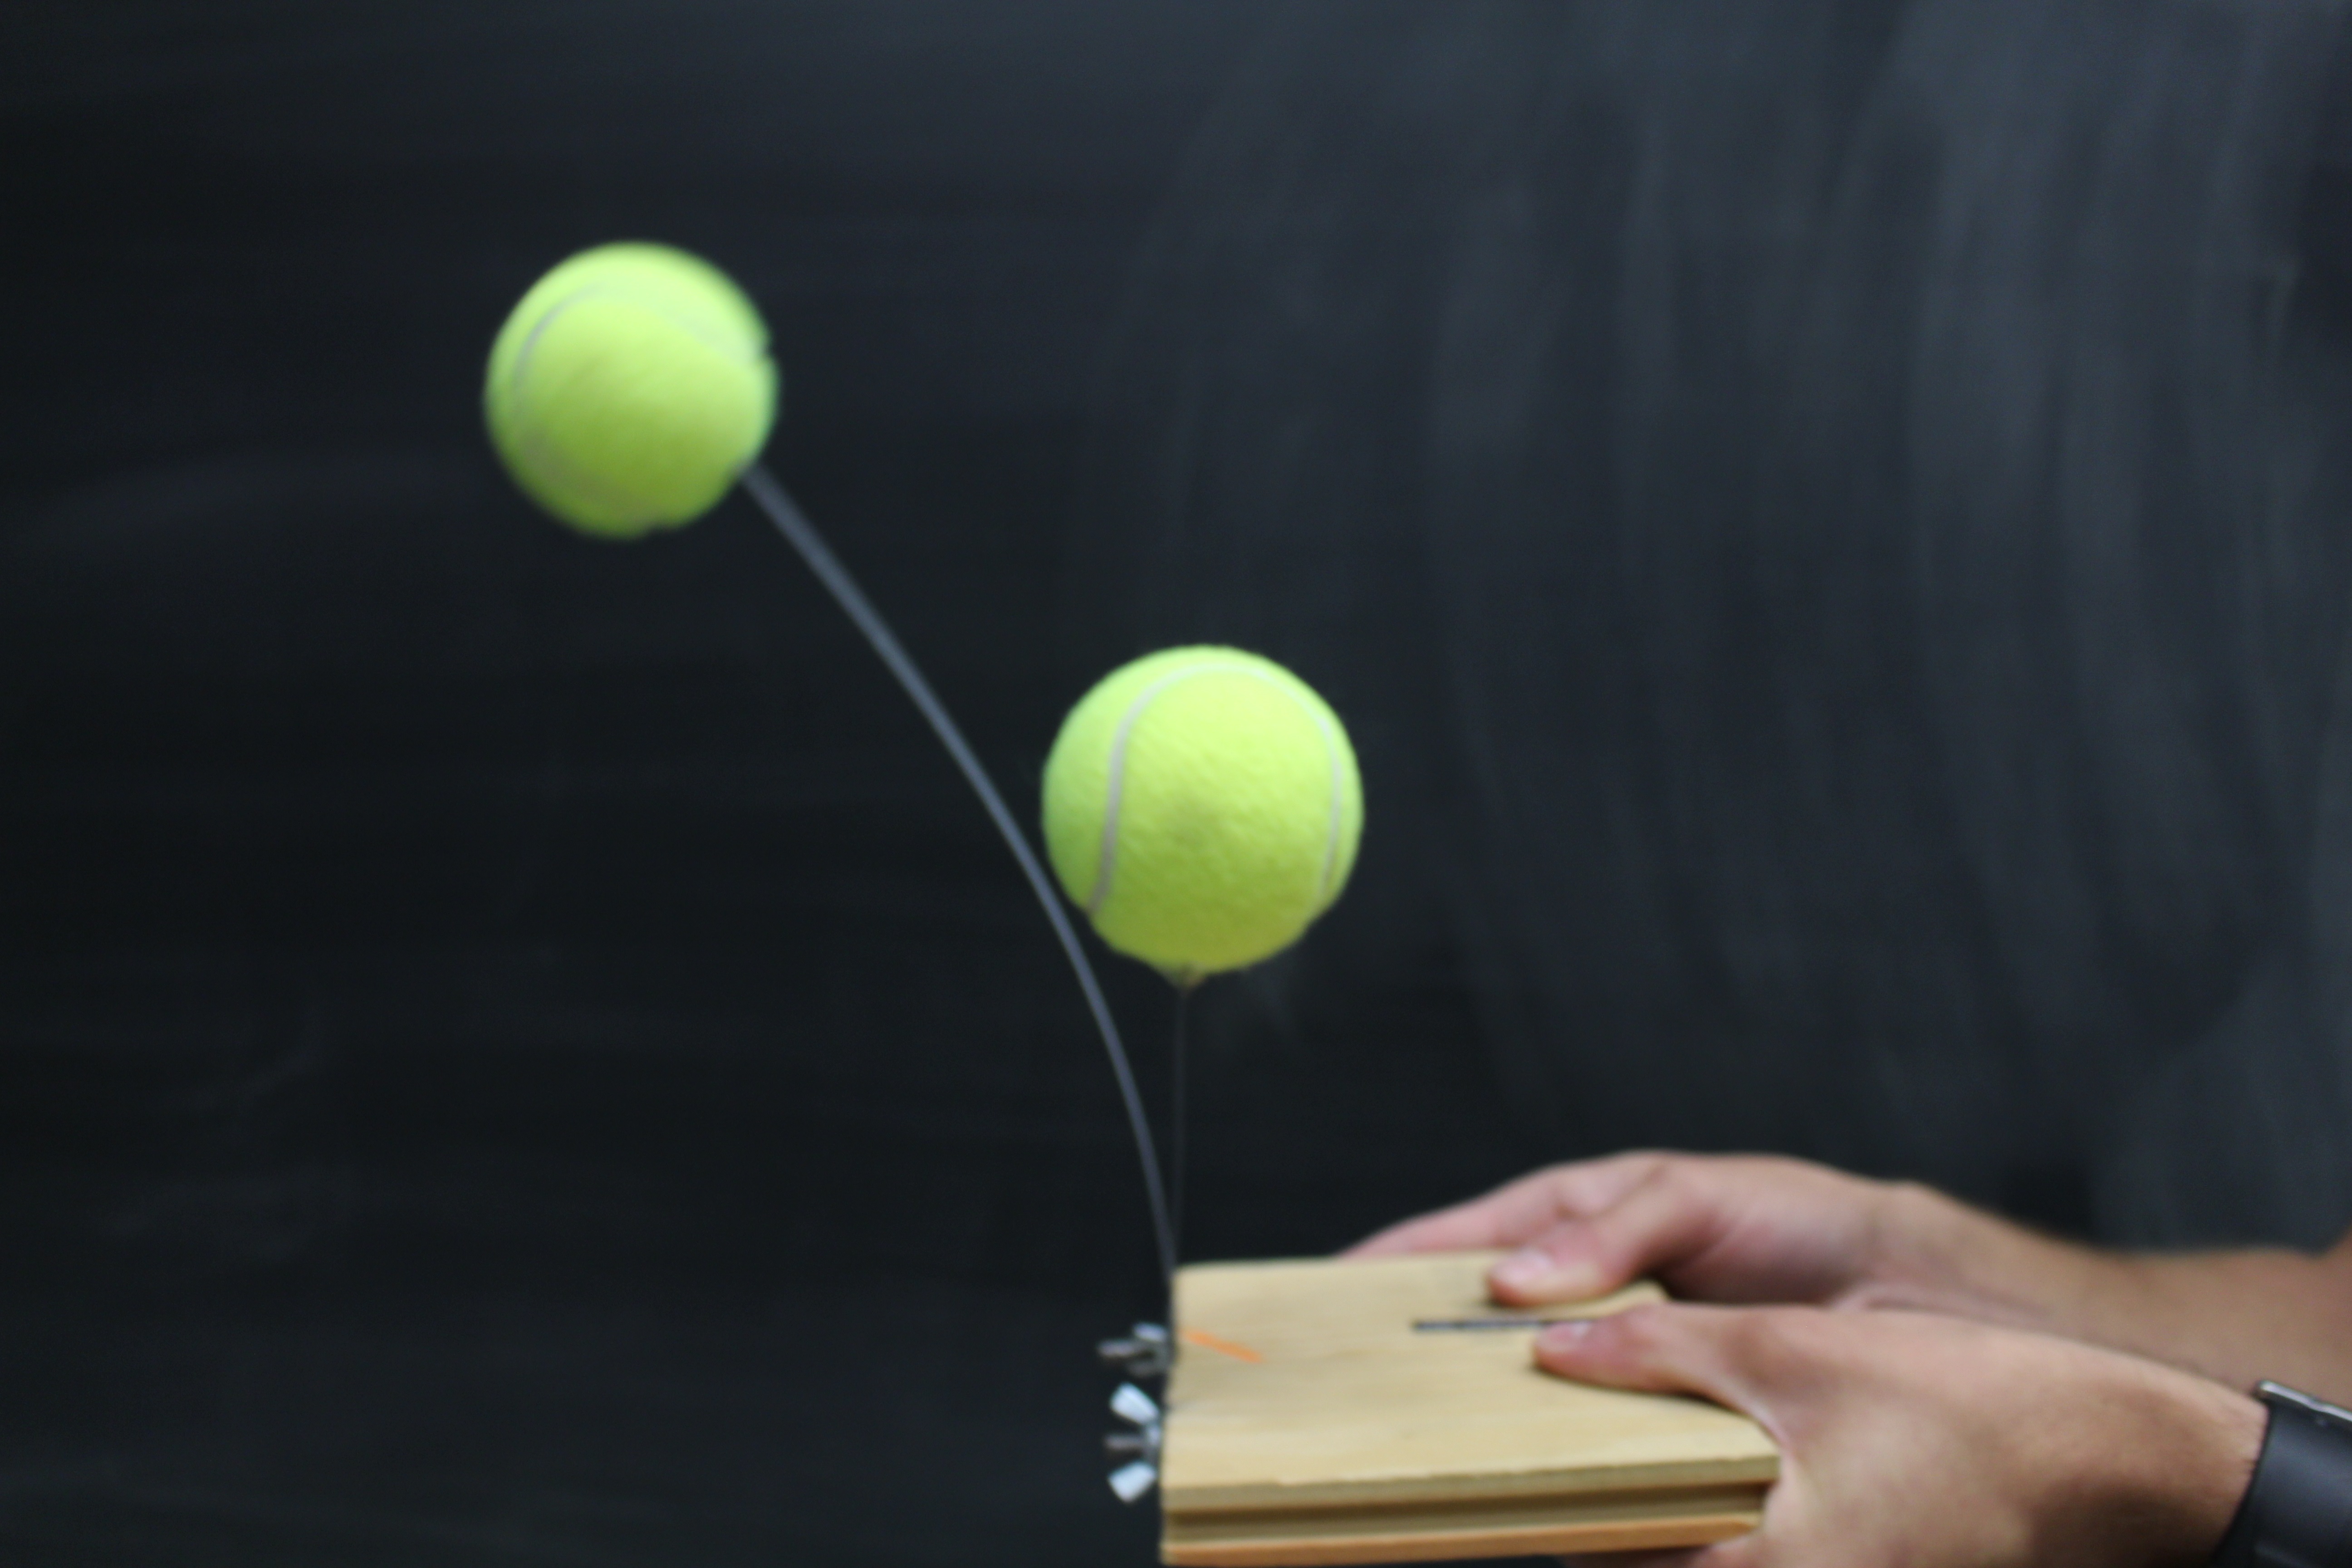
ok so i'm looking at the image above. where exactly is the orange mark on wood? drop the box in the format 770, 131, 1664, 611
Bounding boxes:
1182, 1328, 1264, 1363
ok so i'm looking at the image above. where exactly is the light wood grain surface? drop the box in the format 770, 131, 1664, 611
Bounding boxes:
1159, 1252, 1776, 1566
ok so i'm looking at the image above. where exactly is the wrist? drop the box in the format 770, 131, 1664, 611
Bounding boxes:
2043, 1356, 2263, 1568
1863, 1181, 2132, 1339
2152, 1377, 2266, 1565
1861, 1181, 2044, 1314
2208, 1383, 2352, 1568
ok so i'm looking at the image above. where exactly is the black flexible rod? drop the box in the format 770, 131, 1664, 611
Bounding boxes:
740, 463, 1177, 1287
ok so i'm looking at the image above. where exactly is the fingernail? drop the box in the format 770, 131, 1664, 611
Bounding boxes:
1536, 1319, 1597, 1353
1492, 1249, 1554, 1289
1493, 1250, 1602, 1298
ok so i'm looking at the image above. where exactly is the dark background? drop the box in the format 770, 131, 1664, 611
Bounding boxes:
11, 1, 2352, 1564
0, 4, 1526, 1564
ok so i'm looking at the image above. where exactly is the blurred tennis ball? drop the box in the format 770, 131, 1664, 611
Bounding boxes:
484, 241, 776, 538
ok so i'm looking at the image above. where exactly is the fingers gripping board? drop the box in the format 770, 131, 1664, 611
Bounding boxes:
1159, 1253, 1778, 1566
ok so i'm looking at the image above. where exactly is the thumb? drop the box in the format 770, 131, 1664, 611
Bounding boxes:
1532, 1302, 1773, 1418
1491, 1164, 1725, 1304
1539, 1307, 1792, 1568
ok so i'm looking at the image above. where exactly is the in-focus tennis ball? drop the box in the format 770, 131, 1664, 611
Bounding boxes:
484, 241, 777, 539
1042, 647, 1363, 981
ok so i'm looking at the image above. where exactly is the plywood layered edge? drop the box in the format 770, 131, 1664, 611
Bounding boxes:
1164, 1484, 1766, 1567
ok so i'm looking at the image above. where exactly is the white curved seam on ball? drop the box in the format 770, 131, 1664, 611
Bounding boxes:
507, 287, 671, 527
1088, 664, 1220, 915
505, 283, 763, 528
1086, 662, 1344, 922
1309, 704, 1344, 907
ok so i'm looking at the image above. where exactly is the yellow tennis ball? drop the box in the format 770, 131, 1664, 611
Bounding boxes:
1042, 647, 1364, 981
484, 241, 778, 539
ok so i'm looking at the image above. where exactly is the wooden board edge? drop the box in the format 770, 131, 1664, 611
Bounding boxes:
1163, 1509, 1762, 1567
1162, 1454, 1780, 1515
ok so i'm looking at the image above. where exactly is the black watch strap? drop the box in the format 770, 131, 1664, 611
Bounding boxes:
2212, 1383, 2352, 1568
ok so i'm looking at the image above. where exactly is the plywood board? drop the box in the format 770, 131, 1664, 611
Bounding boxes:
1160, 1252, 1777, 1566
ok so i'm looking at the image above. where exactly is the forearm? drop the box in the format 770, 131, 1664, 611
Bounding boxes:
2078, 1249, 2352, 1399
1872, 1185, 2352, 1399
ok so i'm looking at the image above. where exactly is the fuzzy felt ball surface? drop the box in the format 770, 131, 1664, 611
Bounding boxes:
1042, 647, 1362, 980
485, 242, 777, 538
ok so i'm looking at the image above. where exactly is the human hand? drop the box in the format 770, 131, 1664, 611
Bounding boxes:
1349, 1152, 1995, 1311
1537, 1302, 2263, 1568
1352, 1151, 2352, 1403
